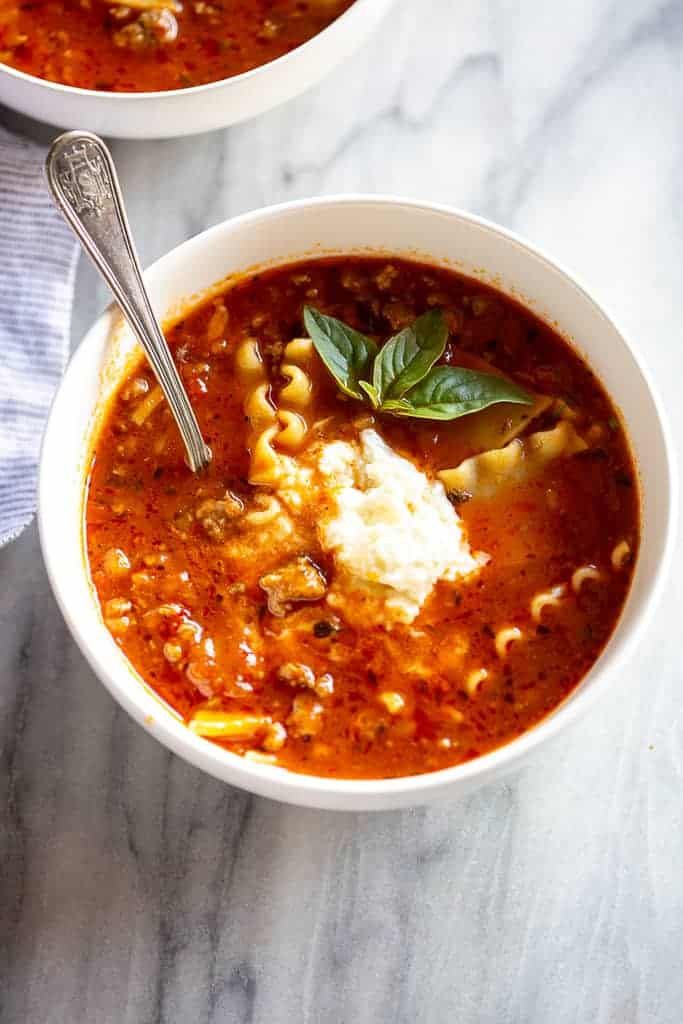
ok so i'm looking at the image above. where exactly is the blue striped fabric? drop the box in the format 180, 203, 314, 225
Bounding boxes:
0, 126, 79, 546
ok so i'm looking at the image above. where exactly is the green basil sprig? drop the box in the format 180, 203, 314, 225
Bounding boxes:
303, 305, 532, 421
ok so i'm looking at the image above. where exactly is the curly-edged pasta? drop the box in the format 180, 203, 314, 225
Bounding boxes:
249, 425, 284, 486
464, 668, 488, 697
275, 410, 308, 450
276, 337, 314, 451
243, 750, 279, 765
235, 336, 263, 376
530, 584, 566, 623
244, 382, 276, 428
188, 710, 271, 740
244, 493, 283, 526
284, 337, 314, 363
438, 421, 588, 500
495, 626, 523, 658
611, 540, 631, 570
189, 713, 286, 753
236, 336, 283, 482
446, 390, 552, 455
131, 385, 164, 426
280, 364, 313, 406
571, 565, 602, 593
206, 302, 229, 343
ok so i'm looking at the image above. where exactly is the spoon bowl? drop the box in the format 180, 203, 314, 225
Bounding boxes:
45, 130, 211, 474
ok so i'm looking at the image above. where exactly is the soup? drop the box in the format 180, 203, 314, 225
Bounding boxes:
0, 0, 353, 92
85, 256, 639, 779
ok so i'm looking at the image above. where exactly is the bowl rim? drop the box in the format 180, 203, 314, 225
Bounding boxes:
0, 0, 376, 101
39, 194, 679, 806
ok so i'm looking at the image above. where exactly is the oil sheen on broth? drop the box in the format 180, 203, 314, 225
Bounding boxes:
0, 0, 353, 92
85, 257, 639, 779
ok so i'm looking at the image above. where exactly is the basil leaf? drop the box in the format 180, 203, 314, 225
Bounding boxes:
384, 366, 533, 421
358, 380, 381, 407
303, 306, 377, 399
372, 309, 448, 402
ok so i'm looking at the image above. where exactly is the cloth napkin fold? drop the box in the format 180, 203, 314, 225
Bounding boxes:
0, 125, 79, 547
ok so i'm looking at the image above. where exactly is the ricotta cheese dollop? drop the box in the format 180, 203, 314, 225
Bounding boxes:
317, 429, 487, 625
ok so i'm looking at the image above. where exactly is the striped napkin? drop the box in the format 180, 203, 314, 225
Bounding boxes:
0, 126, 79, 546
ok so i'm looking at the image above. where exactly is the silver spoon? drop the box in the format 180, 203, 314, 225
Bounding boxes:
45, 130, 212, 474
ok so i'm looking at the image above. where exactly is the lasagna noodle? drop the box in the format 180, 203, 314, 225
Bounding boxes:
438, 421, 588, 499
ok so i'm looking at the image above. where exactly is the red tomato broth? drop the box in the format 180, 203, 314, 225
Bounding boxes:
85, 256, 639, 779
0, 0, 353, 92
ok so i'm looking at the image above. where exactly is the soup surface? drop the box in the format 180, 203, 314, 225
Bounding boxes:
85, 256, 639, 779
0, 0, 353, 92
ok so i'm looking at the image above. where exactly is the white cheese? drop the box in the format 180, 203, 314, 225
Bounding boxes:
317, 429, 486, 624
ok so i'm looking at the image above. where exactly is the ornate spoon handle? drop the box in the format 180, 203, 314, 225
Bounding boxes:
45, 130, 212, 473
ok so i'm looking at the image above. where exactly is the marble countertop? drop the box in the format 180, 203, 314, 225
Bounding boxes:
2, 1, 683, 1021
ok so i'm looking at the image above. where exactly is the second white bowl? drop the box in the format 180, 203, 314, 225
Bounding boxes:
0, 0, 394, 139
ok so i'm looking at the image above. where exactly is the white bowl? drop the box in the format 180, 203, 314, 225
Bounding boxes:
0, 0, 393, 139
39, 197, 677, 810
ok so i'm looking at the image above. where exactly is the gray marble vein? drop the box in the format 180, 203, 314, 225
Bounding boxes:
2, 0, 683, 1020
